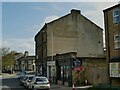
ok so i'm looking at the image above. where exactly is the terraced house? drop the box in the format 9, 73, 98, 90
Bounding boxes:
15, 51, 36, 71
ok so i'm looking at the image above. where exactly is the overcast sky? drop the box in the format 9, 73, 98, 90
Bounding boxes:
1, 1, 119, 55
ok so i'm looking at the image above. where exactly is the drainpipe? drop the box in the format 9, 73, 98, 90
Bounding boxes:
105, 11, 111, 84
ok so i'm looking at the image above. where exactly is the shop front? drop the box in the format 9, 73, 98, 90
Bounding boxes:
56, 57, 73, 87
47, 61, 56, 83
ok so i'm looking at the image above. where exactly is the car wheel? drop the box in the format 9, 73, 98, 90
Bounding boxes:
28, 85, 31, 90
32, 86, 34, 90
32, 87, 37, 90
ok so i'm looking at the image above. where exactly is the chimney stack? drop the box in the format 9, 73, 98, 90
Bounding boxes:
71, 9, 81, 14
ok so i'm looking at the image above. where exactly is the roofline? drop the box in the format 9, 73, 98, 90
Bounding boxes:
35, 24, 47, 41
47, 10, 103, 31
35, 11, 71, 40
16, 56, 36, 61
47, 9, 81, 25
103, 3, 120, 12
81, 15, 103, 31
35, 9, 103, 40
47, 13, 70, 25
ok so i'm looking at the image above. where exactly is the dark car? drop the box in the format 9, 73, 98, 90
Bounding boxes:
2, 69, 12, 74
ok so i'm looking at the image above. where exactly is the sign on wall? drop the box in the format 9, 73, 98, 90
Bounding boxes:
110, 63, 120, 77
47, 61, 55, 66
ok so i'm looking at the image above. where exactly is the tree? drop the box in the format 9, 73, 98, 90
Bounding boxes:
2, 48, 16, 69
2, 48, 10, 57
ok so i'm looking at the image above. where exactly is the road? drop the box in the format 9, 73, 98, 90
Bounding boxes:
1, 73, 72, 90
1, 73, 26, 90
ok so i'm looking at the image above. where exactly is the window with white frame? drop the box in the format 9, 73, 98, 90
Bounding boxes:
110, 63, 120, 77
28, 60, 32, 64
113, 9, 119, 23
114, 34, 120, 49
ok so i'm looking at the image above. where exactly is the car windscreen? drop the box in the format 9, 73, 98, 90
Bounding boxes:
36, 77, 48, 82
23, 77, 28, 80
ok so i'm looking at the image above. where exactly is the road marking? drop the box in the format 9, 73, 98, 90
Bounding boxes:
1, 85, 10, 89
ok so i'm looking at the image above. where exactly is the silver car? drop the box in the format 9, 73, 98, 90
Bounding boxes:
17, 72, 26, 79
20, 76, 28, 86
24, 75, 34, 88
28, 76, 50, 90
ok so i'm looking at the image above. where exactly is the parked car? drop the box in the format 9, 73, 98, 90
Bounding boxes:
2, 69, 12, 74
24, 75, 34, 88
28, 76, 50, 90
20, 76, 28, 86
17, 72, 26, 79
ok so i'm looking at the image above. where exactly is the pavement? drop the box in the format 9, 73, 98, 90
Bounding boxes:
74, 85, 93, 90
0, 73, 16, 79
51, 84, 72, 90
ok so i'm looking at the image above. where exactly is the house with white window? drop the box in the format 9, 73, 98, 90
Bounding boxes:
15, 51, 36, 72
103, 3, 120, 86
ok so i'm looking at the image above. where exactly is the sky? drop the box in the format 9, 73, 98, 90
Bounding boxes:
1, 1, 119, 55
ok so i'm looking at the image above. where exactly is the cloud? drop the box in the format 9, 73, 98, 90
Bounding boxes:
2, 38, 35, 55
40, 15, 59, 28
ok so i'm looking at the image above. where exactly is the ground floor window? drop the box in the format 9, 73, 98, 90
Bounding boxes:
60, 66, 70, 82
110, 62, 120, 77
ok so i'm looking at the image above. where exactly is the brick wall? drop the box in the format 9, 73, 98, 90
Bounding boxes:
83, 57, 108, 85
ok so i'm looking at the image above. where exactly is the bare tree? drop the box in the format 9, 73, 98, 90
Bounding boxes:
2, 48, 16, 70
2, 48, 10, 57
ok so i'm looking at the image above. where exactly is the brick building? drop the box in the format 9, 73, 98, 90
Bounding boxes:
35, 9, 104, 86
103, 4, 120, 86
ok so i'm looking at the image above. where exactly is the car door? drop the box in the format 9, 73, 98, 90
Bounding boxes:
28, 78, 33, 89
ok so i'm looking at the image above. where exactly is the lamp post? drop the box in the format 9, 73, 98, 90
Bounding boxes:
51, 30, 54, 82
36, 55, 38, 75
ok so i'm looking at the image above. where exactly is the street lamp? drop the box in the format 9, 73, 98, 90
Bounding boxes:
51, 29, 54, 82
